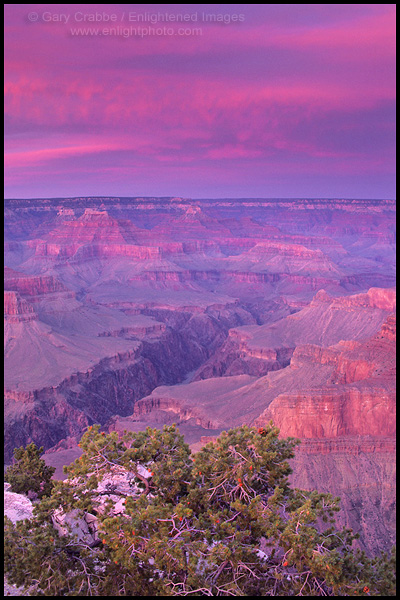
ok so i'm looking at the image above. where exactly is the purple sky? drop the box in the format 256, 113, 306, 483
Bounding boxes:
4, 3, 396, 199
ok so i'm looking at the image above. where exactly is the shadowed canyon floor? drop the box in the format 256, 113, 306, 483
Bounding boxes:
4, 197, 396, 555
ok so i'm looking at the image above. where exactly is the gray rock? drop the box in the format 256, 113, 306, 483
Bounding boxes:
4, 483, 34, 524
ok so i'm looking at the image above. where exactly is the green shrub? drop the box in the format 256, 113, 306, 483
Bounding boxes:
4, 442, 55, 499
4, 425, 396, 596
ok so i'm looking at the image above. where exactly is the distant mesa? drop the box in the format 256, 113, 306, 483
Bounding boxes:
57, 207, 75, 217
81, 208, 111, 219
183, 204, 202, 218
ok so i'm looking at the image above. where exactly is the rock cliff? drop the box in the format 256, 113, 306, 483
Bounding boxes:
4, 291, 37, 322
254, 315, 396, 554
4, 269, 69, 296
4, 304, 257, 463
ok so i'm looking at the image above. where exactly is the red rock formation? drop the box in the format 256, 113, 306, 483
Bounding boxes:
4, 291, 37, 322
47, 208, 127, 244
311, 287, 396, 311
4, 272, 69, 296
32, 241, 161, 260
248, 241, 325, 259
377, 312, 396, 340
254, 315, 396, 554
259, 314, 396, 437
266, 387, 395, 439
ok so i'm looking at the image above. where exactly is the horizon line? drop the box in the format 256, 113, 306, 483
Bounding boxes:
4, 196, 396, 202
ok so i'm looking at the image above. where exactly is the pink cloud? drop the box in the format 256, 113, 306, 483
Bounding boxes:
4, 3, 396, 198
4, 143, 120, 168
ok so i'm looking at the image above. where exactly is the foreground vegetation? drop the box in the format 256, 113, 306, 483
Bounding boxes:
4, 424, 396, 596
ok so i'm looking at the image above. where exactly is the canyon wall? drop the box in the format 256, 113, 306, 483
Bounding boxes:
4, 197, 396, 555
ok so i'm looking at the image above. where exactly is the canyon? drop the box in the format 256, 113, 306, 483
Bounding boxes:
4, 196, 396, 555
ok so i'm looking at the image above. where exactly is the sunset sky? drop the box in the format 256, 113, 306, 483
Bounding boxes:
4, 3, 396, 199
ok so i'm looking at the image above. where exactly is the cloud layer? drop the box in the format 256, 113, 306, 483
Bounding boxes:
4, 3, 396, 198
